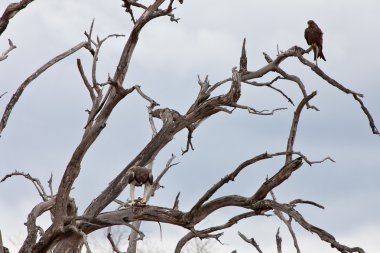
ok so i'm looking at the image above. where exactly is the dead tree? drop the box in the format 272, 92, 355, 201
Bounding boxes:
0, 1, 378, 253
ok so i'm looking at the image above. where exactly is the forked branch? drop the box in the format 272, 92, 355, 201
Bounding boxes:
0, 39, 16, 61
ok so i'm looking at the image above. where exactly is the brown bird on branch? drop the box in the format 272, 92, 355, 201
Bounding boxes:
304, 20, 326, 62
127, 166, 153, 206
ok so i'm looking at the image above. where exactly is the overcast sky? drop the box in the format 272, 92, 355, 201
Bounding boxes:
0, 0, 379, 252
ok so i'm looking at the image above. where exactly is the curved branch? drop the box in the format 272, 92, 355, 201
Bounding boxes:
353, 94, 379, 135
0, 0, 35, 36
0, 39, 16, 61
244, 76, 294, 106
285, 91, 317, 163
1, 170, 49, 201
19, 198, 55, 253
297, 54, 363, 97
175, 211, 258, 253
238, 231, 263, 253
296, 53, 378, 135
186, 152, 270, 220
263, 200, 365, 253
270, 191, 300, 253
0, 41, 88, 136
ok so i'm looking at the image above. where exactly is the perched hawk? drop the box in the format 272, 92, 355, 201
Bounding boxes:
304, 20, 326, 61
127, 166, 153, 206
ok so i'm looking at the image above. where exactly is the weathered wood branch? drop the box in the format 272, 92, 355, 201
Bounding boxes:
286, 91, 317, 163
244, 76, 294, 106
238, 231, 263, 253
19, 199, 56, 253
0, 41, 88, 136
83, 64, 244, 221
4, 1, 375, 251
276, 228, 282, 253
263, 200, 365, 253
1, 170, 49, 201
270, 191, 300, 253
77, 197, 364, 253
0, 0, 35, 36
296, 52, 378, 135
0, 39, 16, 61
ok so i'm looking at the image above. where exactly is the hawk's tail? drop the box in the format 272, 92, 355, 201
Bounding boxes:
318, 50, 326, 61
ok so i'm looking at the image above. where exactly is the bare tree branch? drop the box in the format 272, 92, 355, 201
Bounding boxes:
286, 91, 317, 164
172, 192, 180, 210
2, 2, 375, 252
1, 170, 49, 201
107, 230, 123, 253
135, 85, 159, 107
353, 94, 379, 135
0, 41, 88, 136
239, 38, 247, 74
238, 231, 263, 253
276, 227, 282, 253
0, 92, 7, 99
77, 59, 95, 101
289, 199, 325, 209
0, 0, 35, 36
0, 39, 16, 61
234, 103, 287, 115
244, 76, 295, 106
270, 191, 300, 253
296, 52, 379, 135
186, 152, 272, 221
262, 200, 365, 253
0, 230, 6, 253
297, 53, 363, 97
176, 211, 259, 253
79, 198, 364, 253
19, 198, 56, 253
250, 157, 303, 202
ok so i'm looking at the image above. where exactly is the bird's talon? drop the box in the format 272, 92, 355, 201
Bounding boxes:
136, 201, 147, 207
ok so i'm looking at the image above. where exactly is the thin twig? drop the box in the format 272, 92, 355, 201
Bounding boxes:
238, 231, 263, 253
47, 173, 53, 197
0, 91, 7, 99
244, 77, 294, 106
77, 59, 95, 101
276, 227, 282, 253
107, 230, 123, 253
234, 103, 287, 115
172, 192, 180, 210
270, 191, 300, 253
134, 85, 159, 107
258, 199, 366, 253
150, 154, 178, 196
289, 199, 325, 209
353, 94, 379, 135
0, 39, 16, 61
175, 211, 259, 253
1, 170, 49, 201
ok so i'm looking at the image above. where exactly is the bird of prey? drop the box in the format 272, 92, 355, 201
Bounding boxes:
127, 166, 153, 206
304, 20, 326, 62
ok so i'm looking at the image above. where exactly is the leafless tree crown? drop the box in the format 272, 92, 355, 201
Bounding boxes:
0, 1, 378, 253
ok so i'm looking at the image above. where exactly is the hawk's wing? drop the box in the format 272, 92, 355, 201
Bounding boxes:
304, 28, 311, 45
127, 171, 135, 184
148, 172, 153, 185
306, 26, 323, 47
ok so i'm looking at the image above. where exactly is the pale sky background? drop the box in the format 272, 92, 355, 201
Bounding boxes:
0, 0, 379, 252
